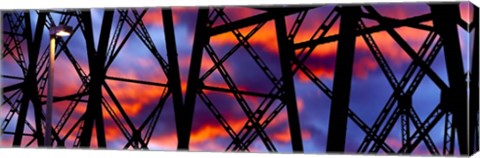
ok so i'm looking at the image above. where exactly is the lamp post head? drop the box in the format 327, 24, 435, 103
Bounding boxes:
50, 25, 73, 37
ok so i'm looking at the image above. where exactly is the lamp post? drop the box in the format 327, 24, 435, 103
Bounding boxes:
46, 25, 72, 147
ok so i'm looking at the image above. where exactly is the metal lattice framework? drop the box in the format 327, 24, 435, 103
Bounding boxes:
1, 2, 479, 156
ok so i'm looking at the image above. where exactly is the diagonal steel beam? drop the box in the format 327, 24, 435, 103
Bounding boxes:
274, 13, 304, 152
210, 7, 314, 36
162, 8, 186, 151
364, 6, 448, 91
294, 13, 432, 49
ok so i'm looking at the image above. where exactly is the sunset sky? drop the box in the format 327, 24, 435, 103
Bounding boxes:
1, 2, 476, 156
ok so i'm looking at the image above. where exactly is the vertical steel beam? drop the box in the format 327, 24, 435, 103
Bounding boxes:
326, 6, 361, 152
470, 5, 479, 153
274, 14, 304, 152
95, 10, 114, 148
430, 4, 469, 155
78, 10, 98, 147
162, 8, 185, 150
30, 12, 48, 147
13, 12, 46, 147
179, 8, 210, 150
78, 10, 113, 147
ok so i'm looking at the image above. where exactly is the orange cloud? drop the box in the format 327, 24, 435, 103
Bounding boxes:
72, 103, 88, 117
189, 116, 251, 145
89, 131, 99, 148
103, 124, 125, 142
299, 41, 339, 58
211, 21, 279, 53
459, 2, 473, 23
271, 126, 312, 143
0, 136, 13, 147
58, 114, 84, 142
296, 97, 305, 112
190, 124, 231, 144
190, 140, 226, 152
142, 9, 180, 27
264, 109, 289, 128
181, 81, 188, 94
53, 57, 85, 96
353, 56, 378, 80
393, 27, 430, 56
63, 123, 122, 146
57, 118, 130, 148
295, 23, 340, 44
148, 132, 178, 150
296, 63, 335, 82
187, 104, 300, 150
102, 80, 166, 117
